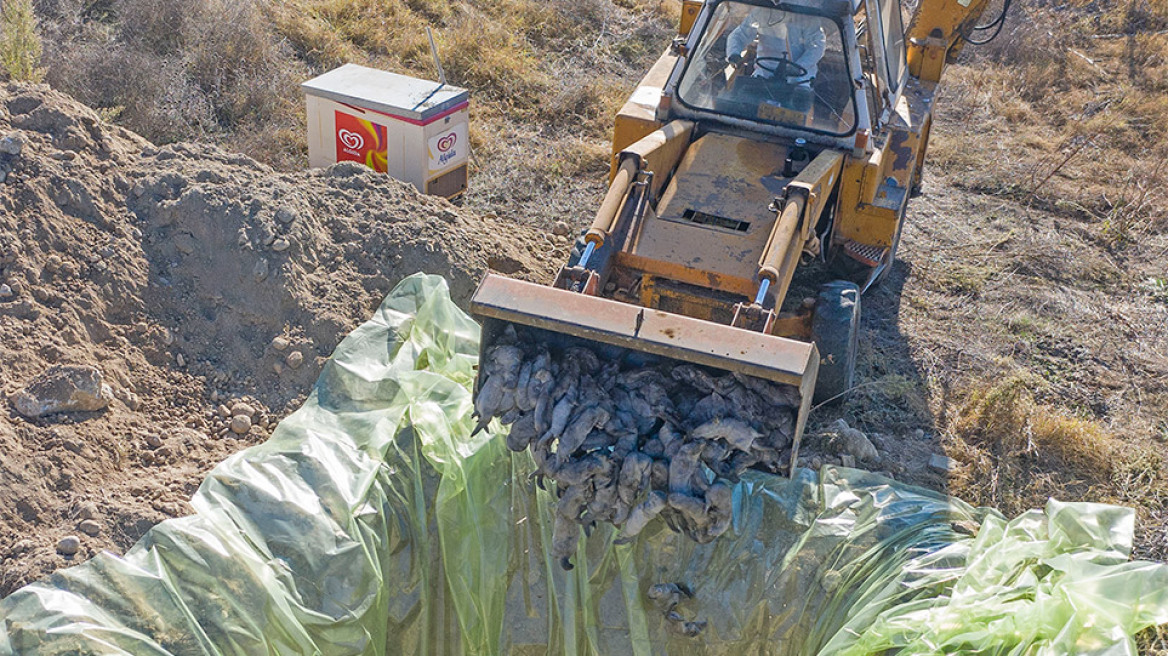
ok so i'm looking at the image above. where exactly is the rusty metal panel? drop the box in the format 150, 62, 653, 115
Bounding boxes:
616, 251, 757, 297
470, 274, 817, 388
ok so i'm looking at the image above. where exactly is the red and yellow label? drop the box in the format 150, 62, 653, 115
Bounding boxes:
335, 110, 388, 173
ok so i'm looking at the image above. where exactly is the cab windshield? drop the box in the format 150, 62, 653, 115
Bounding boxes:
677, 2, 855, 135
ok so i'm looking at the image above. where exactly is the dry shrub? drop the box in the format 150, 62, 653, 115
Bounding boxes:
0, 0, 45, 82
1100, 153, 1168, 245
182, 0, 302, 129
113, 0, 204, 55
42, 0, 304, 163
440, 7, 548, 109
47, 44, 215, 142
264, 1, 361, 70
946, 375, 1115, 515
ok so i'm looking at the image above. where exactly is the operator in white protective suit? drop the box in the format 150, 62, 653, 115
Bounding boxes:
725, 9, 826, 86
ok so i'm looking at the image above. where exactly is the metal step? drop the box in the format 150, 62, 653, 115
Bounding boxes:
842, 239, 888, 267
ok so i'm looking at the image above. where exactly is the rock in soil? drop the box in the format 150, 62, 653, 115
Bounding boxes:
824, 419, 879, 463
12, 365, 114, 418
285, 351, 304, 369
929, 453, 957, 474
230, 402, 256, 418
56, 535, 80, 556
229, 415, 252, 435
0, 132, 24, 156
78, 519, 101, 536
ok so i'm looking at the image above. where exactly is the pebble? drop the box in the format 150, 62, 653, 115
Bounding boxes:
145, 433, 162, 448
0, 283, 12, 298
230, 414, 252, 434
231, 402, 255, 418
552, 221, 571, 237
252, 258, 269, 282
285, 351, 304, 369
217, 404, 231, 418
57, 535, 80, 556
271, 336, 289, 351
11, 538, 34, 555
175, 353, 186, 367
275, 207, 298, 224
928, 453, 957, 474
78, 519, 101, 536
0, 132, 25, 156
912, 428, 925, 440
271, 238, 291, 252
840, 454, 856, 468
77, 502, 98, 520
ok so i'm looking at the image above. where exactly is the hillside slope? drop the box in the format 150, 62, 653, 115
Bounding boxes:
0, 82, 561, 595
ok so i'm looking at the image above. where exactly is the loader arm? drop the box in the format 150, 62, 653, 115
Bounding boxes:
906, 0, 998, 83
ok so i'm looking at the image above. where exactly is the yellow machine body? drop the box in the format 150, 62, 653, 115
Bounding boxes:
471, 0, 996, 460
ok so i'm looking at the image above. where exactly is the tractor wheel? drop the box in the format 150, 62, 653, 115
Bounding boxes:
811, 280, 860, 405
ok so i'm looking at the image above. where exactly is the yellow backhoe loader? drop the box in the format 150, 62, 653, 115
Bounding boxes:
472, 0, 1002, 470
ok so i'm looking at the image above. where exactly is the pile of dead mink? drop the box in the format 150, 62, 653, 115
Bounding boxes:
473, 325, 800, 569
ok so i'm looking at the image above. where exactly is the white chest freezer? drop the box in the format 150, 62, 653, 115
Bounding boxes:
303, 64, 470, 199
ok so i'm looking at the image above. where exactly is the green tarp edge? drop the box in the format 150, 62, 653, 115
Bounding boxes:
2, 273, 1166, 655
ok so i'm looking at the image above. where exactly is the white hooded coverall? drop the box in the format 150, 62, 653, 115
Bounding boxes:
726, 10, 827, 84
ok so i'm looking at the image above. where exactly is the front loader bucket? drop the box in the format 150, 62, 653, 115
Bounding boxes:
469, 273, 819, 473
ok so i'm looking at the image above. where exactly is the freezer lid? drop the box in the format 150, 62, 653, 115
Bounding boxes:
302, 64, 469, 122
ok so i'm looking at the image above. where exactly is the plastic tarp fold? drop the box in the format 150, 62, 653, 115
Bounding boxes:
2, 273, 1166, 655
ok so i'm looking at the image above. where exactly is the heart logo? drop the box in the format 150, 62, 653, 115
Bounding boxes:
339, 129, 364, 151
437, 133, 457, 153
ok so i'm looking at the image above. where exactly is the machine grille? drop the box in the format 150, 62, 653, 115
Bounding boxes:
681, 208, 751, 232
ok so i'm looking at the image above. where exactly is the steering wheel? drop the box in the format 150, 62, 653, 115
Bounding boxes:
753, 56, 807, 81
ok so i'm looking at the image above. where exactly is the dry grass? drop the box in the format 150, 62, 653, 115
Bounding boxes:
932, 0, 1168, 251
945, 375, 1116, 514
939, 375, 1168, 653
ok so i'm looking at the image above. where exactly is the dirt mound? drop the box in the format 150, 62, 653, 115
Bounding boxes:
0, 82, 563, 595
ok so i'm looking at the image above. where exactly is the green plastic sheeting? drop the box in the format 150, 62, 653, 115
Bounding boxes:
2, 273, 1166, 655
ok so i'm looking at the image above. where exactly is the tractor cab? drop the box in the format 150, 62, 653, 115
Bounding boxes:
674, 1, 857, 137
650, 0, 912, 159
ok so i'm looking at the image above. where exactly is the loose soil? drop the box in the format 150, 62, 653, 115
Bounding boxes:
0, 82, 562, 595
